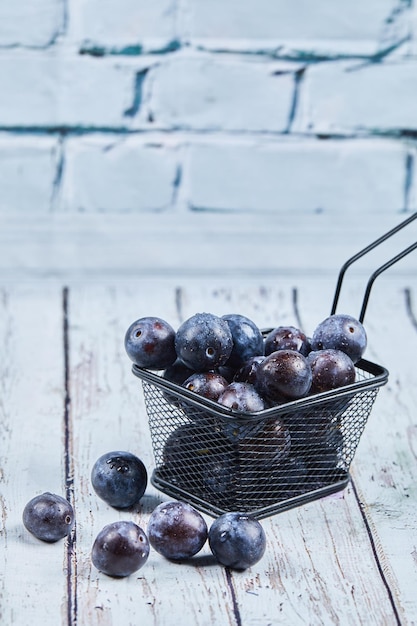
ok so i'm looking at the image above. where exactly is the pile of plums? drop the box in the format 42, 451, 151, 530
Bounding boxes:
125, 312, 366, 405
125, 312, 367, 509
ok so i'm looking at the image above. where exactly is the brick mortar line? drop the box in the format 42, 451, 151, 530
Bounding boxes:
0, 126, 416, 141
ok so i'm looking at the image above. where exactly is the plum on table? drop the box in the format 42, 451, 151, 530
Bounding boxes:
208, 511, 266, 570
91, 451, 147, 509
22, 492, 74, 543
147, 500, 208, 560
92, 521, 149, 577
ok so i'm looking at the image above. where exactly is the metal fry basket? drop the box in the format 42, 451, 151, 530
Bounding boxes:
132, 214, 417, 519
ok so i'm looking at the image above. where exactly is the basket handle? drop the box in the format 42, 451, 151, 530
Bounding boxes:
331, 212, 417, 323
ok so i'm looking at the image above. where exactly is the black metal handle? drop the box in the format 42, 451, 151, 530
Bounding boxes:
331, 212, 417, 323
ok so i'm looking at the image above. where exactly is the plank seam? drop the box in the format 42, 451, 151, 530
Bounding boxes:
225, 568, 243, 626
350, 478, 402, 626
292, 286, 305, 331
404, 287, 417, 332
63, 286, 78, 626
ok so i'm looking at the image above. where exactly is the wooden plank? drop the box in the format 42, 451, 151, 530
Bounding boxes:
3, 277, 416, 625
347, 282, 417, 624
66, 280, 399, 625
172, 279, 400, 625
0, 286, 71, 625
286, 275, 417, 625
67, 283, 242, 626
230, 492, 399, 626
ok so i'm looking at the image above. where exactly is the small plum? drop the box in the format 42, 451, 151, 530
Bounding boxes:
162, 423, 215, 471
264, 326, 310, 357
208, 512, 266, 570
222, 314, 264, 368
92, 521, 149, 577
163, 359, 195, 387
218, 382, 265, 413
183, 372, 229, 402
256, 350, 312, 401
175, 313, 233, 371
233, 356, 266, 386
238, 418, 291, 468
307, 349, 356, 393
147, 501, 208, 560
311, 314, 367, 364
22, 492, 74, 543
91, 451, 147, 509
124, 316, 177, 369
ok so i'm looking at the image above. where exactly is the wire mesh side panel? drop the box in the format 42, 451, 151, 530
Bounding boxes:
142, 379, 381, 517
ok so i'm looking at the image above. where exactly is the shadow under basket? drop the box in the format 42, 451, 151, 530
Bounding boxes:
132, 359, 388, 519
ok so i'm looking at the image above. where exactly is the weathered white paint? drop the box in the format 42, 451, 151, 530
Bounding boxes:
0, 287, 70, 625
2, 278, 417, 625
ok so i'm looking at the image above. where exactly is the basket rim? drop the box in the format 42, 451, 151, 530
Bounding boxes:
131, 357, 388, 423
150, 469, 351, 519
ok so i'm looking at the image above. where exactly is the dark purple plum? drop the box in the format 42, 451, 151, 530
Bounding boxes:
92, 521, 149, 577
264, 325, 311, 357
91, 451, 147, 509
208, 512, 266, 570
250, 454, 308, 504
311, 314, 367, 364
182, 371, 229, 401
233, 356, 266, 386
216, 365, 237, 383
175, 313, 233, 371
22, 492, 74, 543
256, 350, 312, 401
162, 423, 214, 470
304, 424, 344, 474
218, 382, 265, 413
161, 359, 196, 404
125, 316, 176, 369
266, 455, 308, 500
285, 410, 344, 473
307, 349, 356, 393
161, 423, 236, 499
238, 418, 291, 469
201, 449, 237, 501
147, 501, 208, 560
221, 314, 264, 368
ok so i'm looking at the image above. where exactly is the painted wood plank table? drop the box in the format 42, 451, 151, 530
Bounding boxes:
1, 275, 417, 626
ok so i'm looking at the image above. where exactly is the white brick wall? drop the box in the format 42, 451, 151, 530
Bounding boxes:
61, 136, 179, 212
296, 60, 417, 133
0, 135, 58, 211
190, 0, 401, 48
149, 54, 295, 132
188, 139, 407, 213
0, 0, 416, 277
0, 0, 65, 47
72, 0, 178, 52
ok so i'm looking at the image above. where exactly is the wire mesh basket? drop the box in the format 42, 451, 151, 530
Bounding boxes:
131, 213, 416, 519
